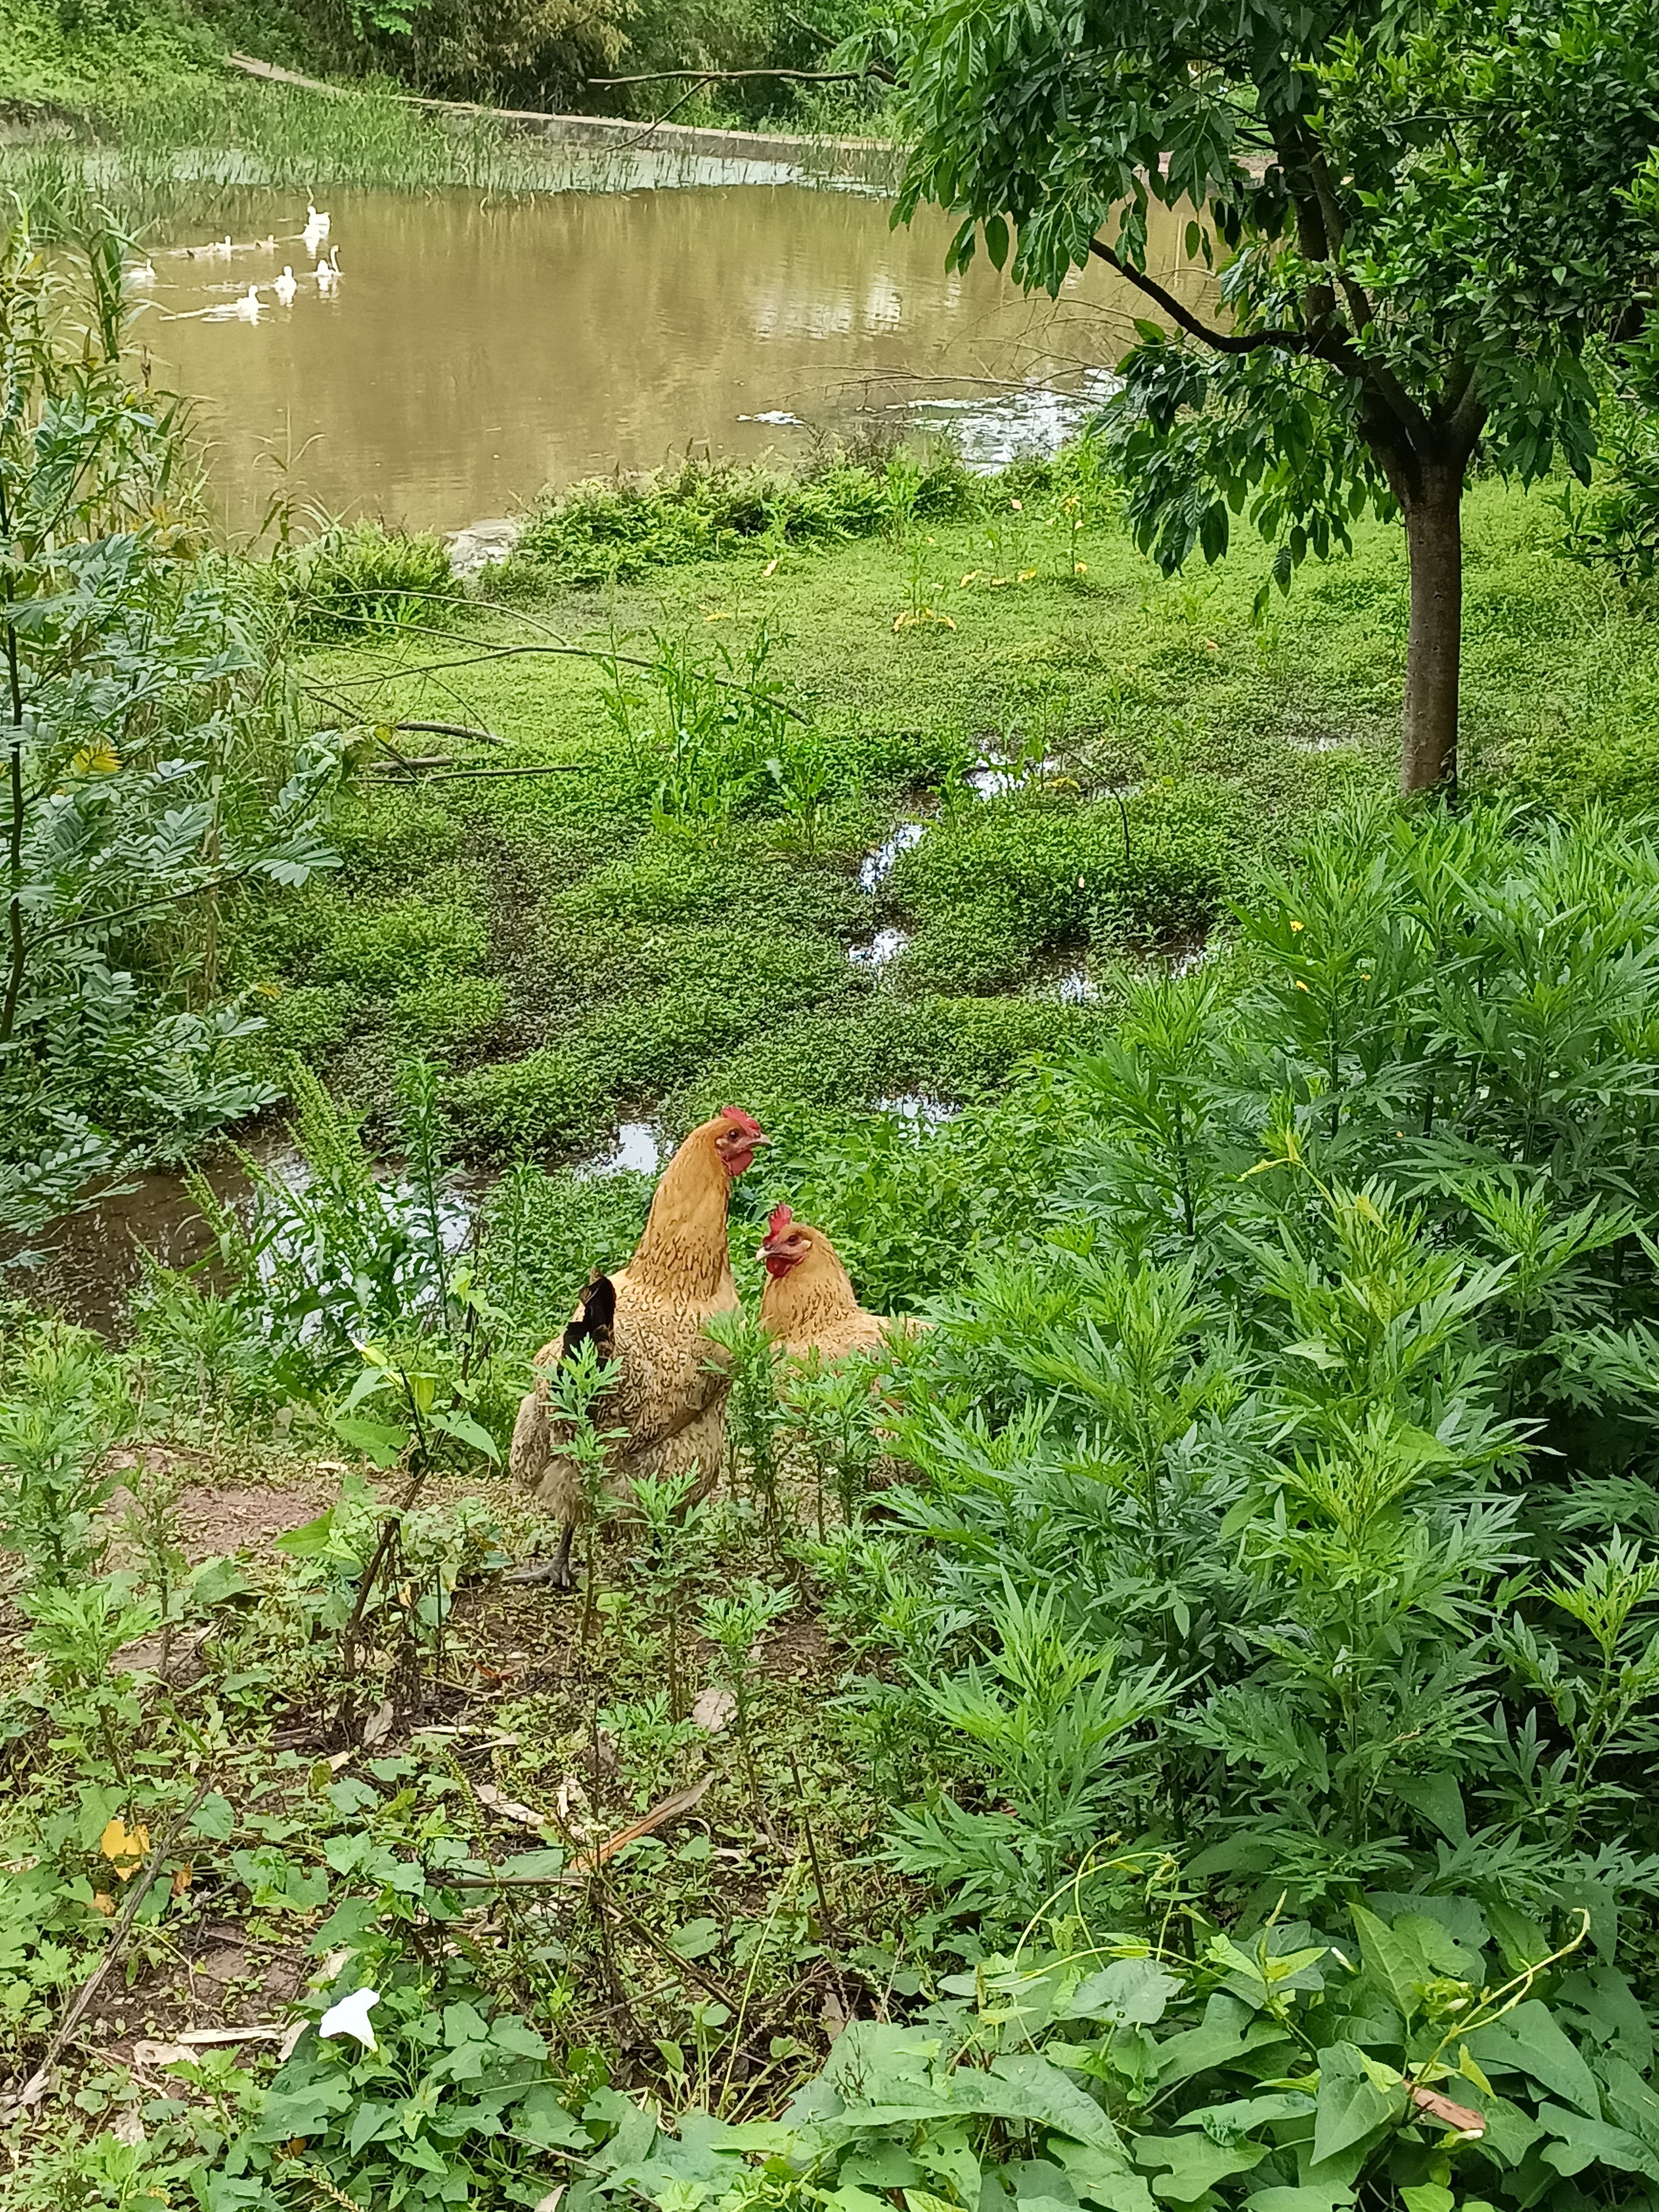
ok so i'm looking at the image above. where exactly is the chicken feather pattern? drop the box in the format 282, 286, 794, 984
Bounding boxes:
509, 1112, 763, 1579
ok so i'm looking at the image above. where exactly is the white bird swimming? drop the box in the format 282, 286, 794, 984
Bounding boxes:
233, 286, 262, 321
315, 248, 341, 295
307, 203, 330, 237
273, 265, 298, 305
126, 261, 156, 288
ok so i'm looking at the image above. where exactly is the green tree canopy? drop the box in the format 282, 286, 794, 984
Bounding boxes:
885, 0, 1659, 789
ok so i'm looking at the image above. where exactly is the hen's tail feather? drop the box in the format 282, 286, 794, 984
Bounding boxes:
510, 1272, 619, 1513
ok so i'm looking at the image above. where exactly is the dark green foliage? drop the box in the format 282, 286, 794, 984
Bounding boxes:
281, 519, 458, 642
878, 800, 1659, 1935
500, 449, 973, 594
884, 0, 1659, 785
565, 1919, 1659, 2212
445, 928, 852, 1157
891, 779, 1257, 962
681, 994, 1107, 1136
1562, 404, 1659, 586
0, 222, 341, 1223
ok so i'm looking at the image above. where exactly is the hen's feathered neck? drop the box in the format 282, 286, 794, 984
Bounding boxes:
760, 1236, 862, 1338
629, 1124, 736, 1301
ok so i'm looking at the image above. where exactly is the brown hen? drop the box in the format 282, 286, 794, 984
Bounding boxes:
508, 1108, 769, 1587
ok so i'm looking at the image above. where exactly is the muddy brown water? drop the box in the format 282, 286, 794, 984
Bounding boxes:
143, 181, 1213, 533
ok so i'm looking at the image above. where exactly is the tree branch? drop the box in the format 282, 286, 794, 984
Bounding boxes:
1086, 237, 1304, 354
588, 66, 886, 85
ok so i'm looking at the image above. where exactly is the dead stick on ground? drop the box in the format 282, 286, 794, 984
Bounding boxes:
540, 1791, 741, 2012
786, 1748, 833, 1924
2, 1776, 211, 2115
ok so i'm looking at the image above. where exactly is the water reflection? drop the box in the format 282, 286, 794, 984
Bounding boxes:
144, 186, 1214, 533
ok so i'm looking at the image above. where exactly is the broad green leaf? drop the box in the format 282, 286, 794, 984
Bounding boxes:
273, 1505, 338, 1557
1132, 2130, 1266, 2203
489, 2016, 547, 2060
431, 1406, 500, 1461
1155, 1994, 1294, 2089
331, 1413, 409, 1467
1180, 2091, 1316, 2142
515, 2084, 589, 2150
1066, 1959, 1181, 2026
1051, 2140, 1157, 2212
1465, 2000, 1601, 2118
1311, 2043, 1397, 2166
188, 1791, 236, 1842
1535, 2101, 1659, 2181
671, 1916, 723, 1959
1245, 2190, 1356, 2212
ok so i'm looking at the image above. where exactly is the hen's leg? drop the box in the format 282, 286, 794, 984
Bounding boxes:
504, 1520, 576, 1591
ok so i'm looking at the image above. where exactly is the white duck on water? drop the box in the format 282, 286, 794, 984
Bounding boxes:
315, 248, 341, 295
233, 286, 262, 321
273, 265, 298, 305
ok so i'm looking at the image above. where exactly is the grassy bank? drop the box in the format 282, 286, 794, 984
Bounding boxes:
224, 454, 1657, 1185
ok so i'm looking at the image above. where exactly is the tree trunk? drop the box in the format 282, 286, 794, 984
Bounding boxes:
1399, 463, 1464, 796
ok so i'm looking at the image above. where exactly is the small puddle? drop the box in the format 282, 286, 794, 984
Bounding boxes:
859, 822, 928, 891
968, 755, 1051, 799
30, 1136, 486, 1339
574, 1120, 664, 1180
874, 1094, 957, 1126
848, 927, 911, 968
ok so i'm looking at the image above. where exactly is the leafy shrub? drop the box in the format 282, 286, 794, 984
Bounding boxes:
585, 1908, 1659, 2212
1560, 403, 1659, 584
258, 982, 360, 1056
498, 446, 977, 591
306, 896, 490, 995
879, 799, 1659, 1930
447, 929, 850, 1156
0, 228, 341, 1221
476, 1161, 653, 1338
683, 995, 1109, 1134
387, 974, 507, 1054
283, 519, 457, 641
445, 1043, 608, 1158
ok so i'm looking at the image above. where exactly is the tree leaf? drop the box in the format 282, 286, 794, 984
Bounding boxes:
331, 1415, 409, 1468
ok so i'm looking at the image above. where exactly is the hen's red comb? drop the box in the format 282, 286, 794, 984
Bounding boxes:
767, 1203, 795, 1239
720, 1106, 764, 1137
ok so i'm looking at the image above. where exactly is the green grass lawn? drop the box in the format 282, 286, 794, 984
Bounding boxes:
236, 467, 1659, 1167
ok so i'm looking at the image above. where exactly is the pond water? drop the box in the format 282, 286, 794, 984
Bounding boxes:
141, 177, 1212, 534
